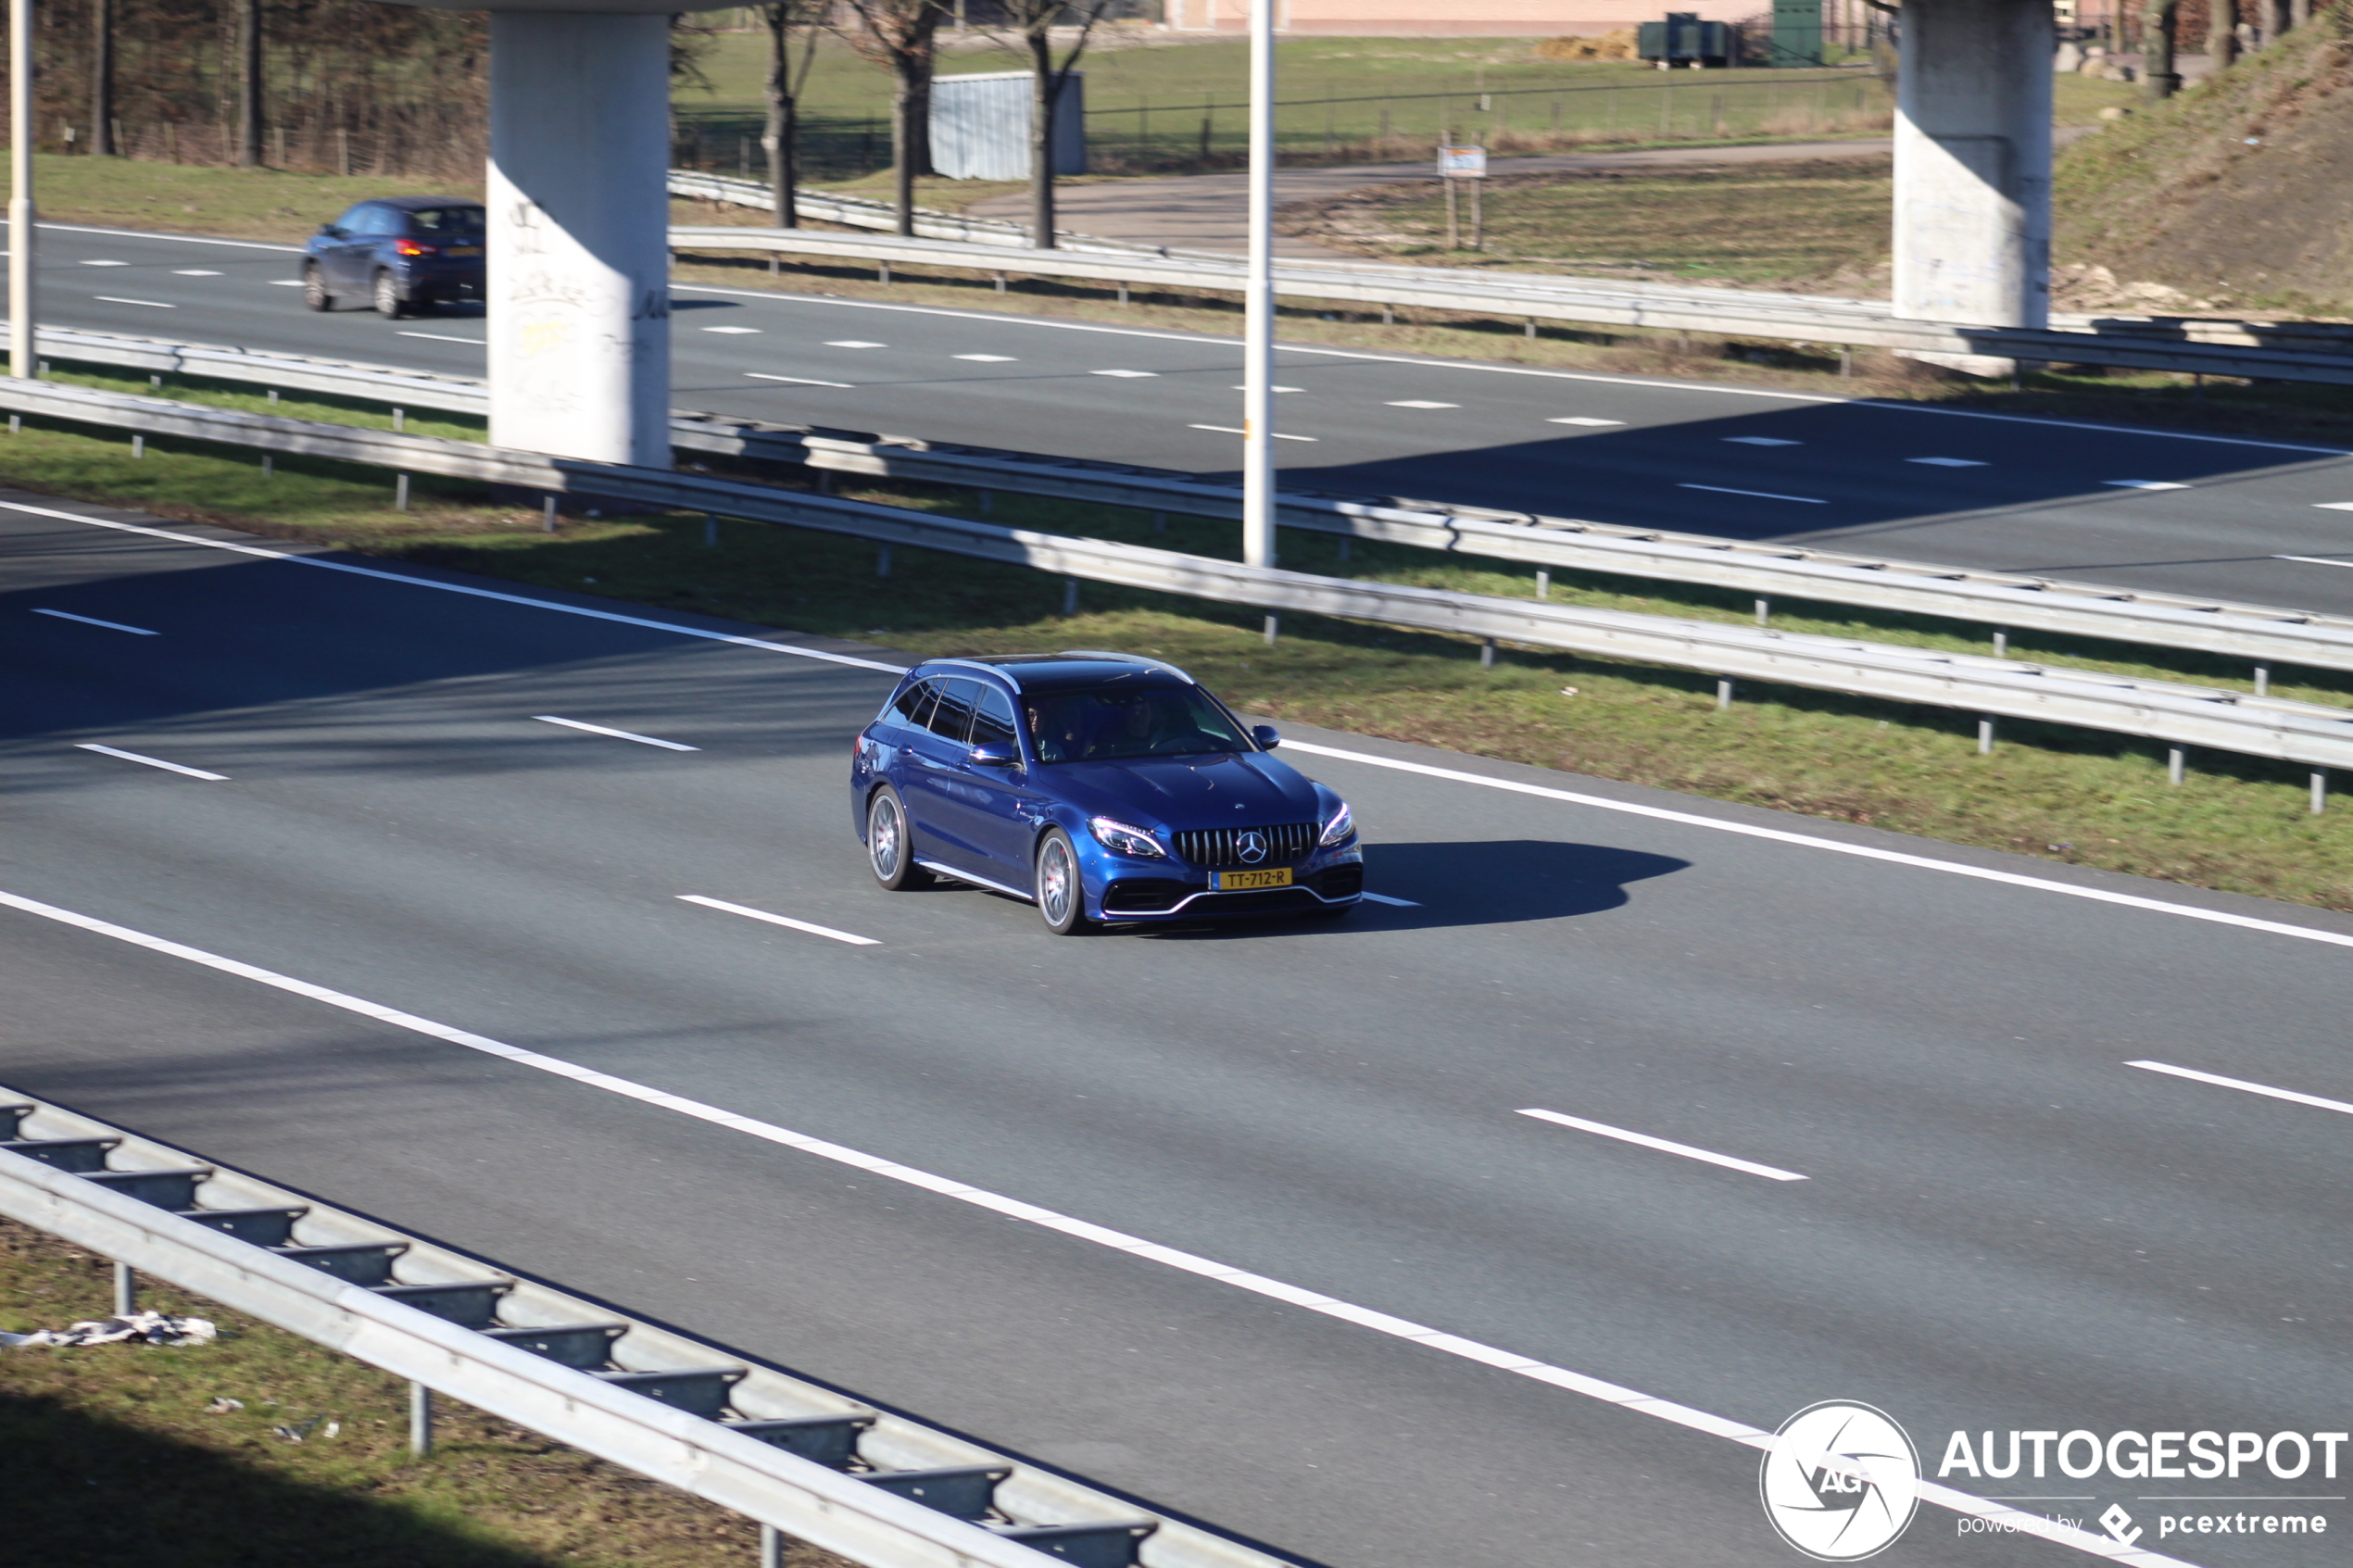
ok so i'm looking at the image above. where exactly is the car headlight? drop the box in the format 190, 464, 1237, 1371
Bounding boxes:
1088, 816, 1165, 859
1319, 801, 1355, 847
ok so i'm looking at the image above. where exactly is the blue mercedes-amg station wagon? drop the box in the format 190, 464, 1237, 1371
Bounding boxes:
849, 653, 1364, 933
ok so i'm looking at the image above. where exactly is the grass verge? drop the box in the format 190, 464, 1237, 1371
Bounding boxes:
0, 1215, 848, 1567
6, 408, 2352, 912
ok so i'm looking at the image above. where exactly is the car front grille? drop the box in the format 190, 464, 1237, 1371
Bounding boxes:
1172, 822, 1316, 867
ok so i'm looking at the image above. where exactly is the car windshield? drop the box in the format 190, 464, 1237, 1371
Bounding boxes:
408, 207, 484, 237
1024, 685, 1249, 763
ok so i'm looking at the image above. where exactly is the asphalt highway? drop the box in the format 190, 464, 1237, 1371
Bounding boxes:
6, 492, 2353, 1568
19, 219, 2353, 619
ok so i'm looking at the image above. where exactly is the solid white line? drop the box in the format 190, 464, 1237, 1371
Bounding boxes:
1189, 423, 1318, 441
0, 499, 906, 673
93, 295, 173, 308
0, 883, 2205, 1568
1549, 417, 1624, 426
397, 331, 484, 345
2312, 503, 2353, 513
74, 743, 225, 780
2104, 480, 2189, 491
1517, 1108, 1806, 1181
2275, 554, 2353, 569
1387, 400, 1457, 409
16, 219, 302, 252
2126, 1060, 2353, 1117
1360, 890, 1420, 907
533, 715, 698, 751
1678, 483, 1827, 504
677, 894, 879, 947
1722, 435, 1799, 445
32, 607, 157, 634
747, 372, 855, 388
1278, 738, 2353, 954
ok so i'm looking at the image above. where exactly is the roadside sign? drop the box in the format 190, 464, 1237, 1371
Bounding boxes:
1437, 144, 1487, 179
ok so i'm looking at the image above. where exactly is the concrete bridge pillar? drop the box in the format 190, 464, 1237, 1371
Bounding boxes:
1892, 0, 2055, 373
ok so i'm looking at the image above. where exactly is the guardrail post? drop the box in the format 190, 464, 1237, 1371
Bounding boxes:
1117, 282, 1129, 307
8, 413, 18, 434
409, 1381, 434, 1457
267, 388, 279, 406
1716, 677, 1732, 709
131, 433, 144, 458
1264, 613, 1279, 646
875, 545, 891, 578
1978, 717, 1996, 754
113, 1260, 135, 1317
1381, 304, 1394, 326
148, 372, 162, 390
1525, 317, 1537, 340
2168, 747, 2185, 785
395, 473, 410, 511
1336, 536, 1351, 562
1061, 578, 1079, 616
2313, 770, 2329, 814
1480, 638, 1496, 668
2255, 665, 2271, 696
975, 490, 991, 516
703, 512, 718, 547
392, 408, 406, 433
1993, 628, 2008, 658
878, 262, 891, 286
1754, 596, 1769, 626
261, 454, 273, 479
1150, 511, 1165, 533
541, 495, 557, 533
1535, 568, 1549, 599
760, 1523, 784, 1568
1839, 346, 1853, 378
994, 271, 1008, 295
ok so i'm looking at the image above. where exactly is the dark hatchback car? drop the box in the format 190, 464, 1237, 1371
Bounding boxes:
302, 196, 484, 318
851, 653, 1365, 934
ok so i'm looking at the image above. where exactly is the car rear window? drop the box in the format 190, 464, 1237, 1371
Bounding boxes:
1023, 686, 1248, 763
887, 680, 938, 730
925, 679, 980, 744
407, 207, 484, 237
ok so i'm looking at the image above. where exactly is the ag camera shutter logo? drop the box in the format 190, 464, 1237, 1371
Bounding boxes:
1760, 1401, 1922, 1561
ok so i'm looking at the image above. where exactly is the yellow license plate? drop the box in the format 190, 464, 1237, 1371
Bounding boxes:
446, 245, 483, 257
1214, 867, 1292, 891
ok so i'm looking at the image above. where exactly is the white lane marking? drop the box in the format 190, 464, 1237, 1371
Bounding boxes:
1908, 457, 1986, 467
1549, 417, 1625, 426
1678, 483, 1827, 504
701, 325, 762, 334
0, 883, 2206, 1568
267, 279, 306, 286
1360, 890, 1420, 907
1228, 384, 1302, 392
78, 258, 130, 266
2312, 503, 2353, 513
955, 354, 1016, 362
0, 498, 906, 673
397, 331, 484, 345
747, 372, 855, 388
532, 715, 698, 751
2104, 480, 2190, 490
93, 295, 173, 307
2276, 555, 2353, 570
1387, 400, 1458, 409
669, 279, 2345, 458
1517, 1108, 1806, 1182
33, 607, 158, 635
170, 269, 222, 276
23, 219, 302, 252
1188, 423, 1318, 441
2127, 1060, 2353, 1117
1723, 435, 1799, 445
824, 339, 887, 348
1092, 369, 1158, 378
1281, 738, 2353, 955
678, 894, 879, 947
74, 744, 225, 780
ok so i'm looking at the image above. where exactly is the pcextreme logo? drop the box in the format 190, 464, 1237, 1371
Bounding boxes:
1761, 1401, 1923, 1561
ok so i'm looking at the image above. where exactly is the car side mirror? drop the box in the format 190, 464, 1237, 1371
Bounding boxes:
318, 224, 342, 238
1251, 725, 1281, 750
968, 742, 1020, 768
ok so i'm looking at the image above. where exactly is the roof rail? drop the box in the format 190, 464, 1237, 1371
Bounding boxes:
1056, 650, 1194, 683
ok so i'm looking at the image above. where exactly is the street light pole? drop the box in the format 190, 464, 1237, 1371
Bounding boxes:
1240, 0, 1275, 568
8, 0, 34, 379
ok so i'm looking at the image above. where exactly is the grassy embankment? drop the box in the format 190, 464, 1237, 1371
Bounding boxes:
0, 1216, 848, 1566
7, 355, 2353, 913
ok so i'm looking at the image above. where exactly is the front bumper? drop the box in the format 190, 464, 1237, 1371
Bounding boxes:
1092, 852, 1364, 922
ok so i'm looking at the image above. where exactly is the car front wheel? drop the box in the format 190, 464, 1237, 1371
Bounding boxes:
1034, 828, 1088, 935
303, 263, 333, 312
867, 786, 927, 891
371, 270, 406, 319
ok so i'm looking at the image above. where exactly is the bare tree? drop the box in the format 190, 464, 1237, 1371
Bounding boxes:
761, 1, 826, 228
90, 0, 114, 154
2141, 0, 2180, 99
236, 0, 263, 166
2208, 0, 2237, 69
836, 0, 947, 237
988, 0, 1119, 250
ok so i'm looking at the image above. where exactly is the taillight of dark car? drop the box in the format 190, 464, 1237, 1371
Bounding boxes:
394, 238, 438, 257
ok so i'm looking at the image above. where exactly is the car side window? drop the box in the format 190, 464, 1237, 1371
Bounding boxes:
887, 679, 937, 731
925, 679, 979, 745
970, 684, 1017, 752
327, 203, 371, 235
354, 206, 400, 236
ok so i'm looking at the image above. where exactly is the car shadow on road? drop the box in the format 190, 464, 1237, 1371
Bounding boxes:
1129, 837, 1689, 940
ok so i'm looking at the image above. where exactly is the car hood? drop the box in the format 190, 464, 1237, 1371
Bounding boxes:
1047, 751, 1322, 829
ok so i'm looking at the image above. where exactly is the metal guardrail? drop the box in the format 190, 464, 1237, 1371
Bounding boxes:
0, 1087, 1257, 1568
8, 373, 2353, 776
23, 323, 2353, 682
665, 170, 2353, 383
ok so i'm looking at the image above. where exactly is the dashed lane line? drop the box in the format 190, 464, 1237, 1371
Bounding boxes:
1516, 1108, 1806, 1182
74, 744, 225, 781
533, 715, 698, 752
678, 894, 879, 947
33, 608, 157, 635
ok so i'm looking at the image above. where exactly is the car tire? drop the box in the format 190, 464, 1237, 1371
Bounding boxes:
1034, 828, 1088, 935
302, 263, 333, 312
371, 270, 406, 319
866, 786, 928, 891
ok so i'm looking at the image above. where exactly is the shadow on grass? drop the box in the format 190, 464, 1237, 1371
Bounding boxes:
0, 1388, 553, 1568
